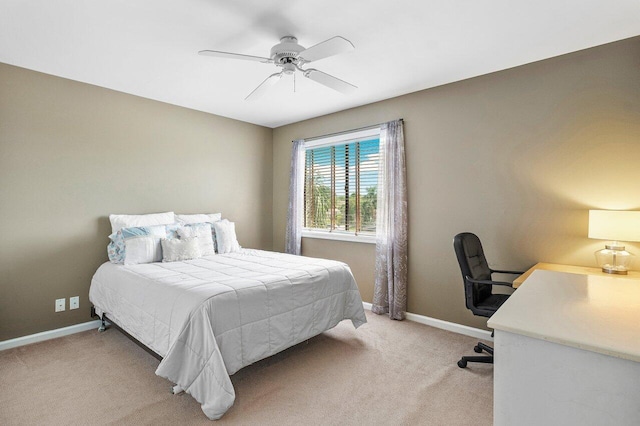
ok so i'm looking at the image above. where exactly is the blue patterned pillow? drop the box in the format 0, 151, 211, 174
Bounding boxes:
107, 231, 126, 264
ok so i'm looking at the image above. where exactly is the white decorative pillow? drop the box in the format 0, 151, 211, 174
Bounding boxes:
177, 223, 215, 256
121, 225, 168, 265
176, 213, 222, 225
124, 237, 159, 265
212, 219, 241, 254
161, 237, 202, 262
109, 212, 175, 234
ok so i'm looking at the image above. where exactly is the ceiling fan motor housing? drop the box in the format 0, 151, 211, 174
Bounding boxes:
270, 36, 305, 65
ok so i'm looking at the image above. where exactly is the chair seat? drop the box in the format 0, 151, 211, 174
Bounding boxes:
475, 294, 510, 316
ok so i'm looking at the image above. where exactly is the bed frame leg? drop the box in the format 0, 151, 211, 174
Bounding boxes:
98, 316, 107, 333
171, 384, 184, 395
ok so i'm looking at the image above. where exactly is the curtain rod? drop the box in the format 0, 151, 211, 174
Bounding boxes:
293, 118, 403, 143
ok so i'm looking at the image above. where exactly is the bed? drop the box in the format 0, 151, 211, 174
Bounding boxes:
89, 248, 367, 420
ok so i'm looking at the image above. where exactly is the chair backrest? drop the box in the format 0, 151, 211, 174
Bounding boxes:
453, 232, 493, 314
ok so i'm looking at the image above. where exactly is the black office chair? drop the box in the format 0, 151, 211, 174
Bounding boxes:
453, 232, 524, 368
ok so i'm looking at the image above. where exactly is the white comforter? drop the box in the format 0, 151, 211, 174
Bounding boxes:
89, 249, 367, 419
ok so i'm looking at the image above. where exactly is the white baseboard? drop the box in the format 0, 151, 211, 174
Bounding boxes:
0, 320, 102, 352
362, 302, 492, 341
2, 305, 491, 352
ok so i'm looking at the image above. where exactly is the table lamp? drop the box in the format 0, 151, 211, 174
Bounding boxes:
588, 210, 640, 274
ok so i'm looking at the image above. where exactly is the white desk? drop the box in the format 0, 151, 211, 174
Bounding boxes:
488, 269, 640, 426
512, 262, 640, 288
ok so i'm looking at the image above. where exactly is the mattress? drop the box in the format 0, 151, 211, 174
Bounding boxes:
89, 249, 367, 419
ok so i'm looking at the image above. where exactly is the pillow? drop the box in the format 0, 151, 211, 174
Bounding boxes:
107, 232, 126, 264
165, 223, 183, 239
121, 225, 168, 265
109, 212, 175, 234
161, 237, 201, 262
212, 219, 241, 254
177, 223, 215, 256
107, 225, 168, 265
176, 213, 222, 225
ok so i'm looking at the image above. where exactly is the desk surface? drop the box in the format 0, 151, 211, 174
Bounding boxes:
488, 269, 640, 362
513, 262, 640, 288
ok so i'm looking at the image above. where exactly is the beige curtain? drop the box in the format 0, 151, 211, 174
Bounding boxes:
372, 119, 408, 320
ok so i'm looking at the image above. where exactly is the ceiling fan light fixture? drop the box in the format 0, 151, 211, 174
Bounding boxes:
282, 63, 296, 75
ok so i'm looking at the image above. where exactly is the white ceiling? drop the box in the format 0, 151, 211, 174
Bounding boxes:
1, 1, 639, 128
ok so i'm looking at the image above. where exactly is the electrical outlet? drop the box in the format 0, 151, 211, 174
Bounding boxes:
70, 296, 79, 310
55, 298, 65, 312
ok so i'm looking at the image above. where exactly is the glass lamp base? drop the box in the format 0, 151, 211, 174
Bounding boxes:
595, 245, 633, 275
601, 265, 628, 275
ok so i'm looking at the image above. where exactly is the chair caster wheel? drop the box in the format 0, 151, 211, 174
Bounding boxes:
474, 345, 482, 353
457, 359, 467, 368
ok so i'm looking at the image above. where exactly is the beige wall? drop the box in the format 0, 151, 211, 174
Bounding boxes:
0, 63, 273, 341
273, 37, 640, 330
2, 36, 639, 341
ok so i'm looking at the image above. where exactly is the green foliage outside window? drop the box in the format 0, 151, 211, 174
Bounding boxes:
304, 138, 379, 235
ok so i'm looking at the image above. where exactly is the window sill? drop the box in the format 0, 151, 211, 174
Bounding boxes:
301, 230, 376, 244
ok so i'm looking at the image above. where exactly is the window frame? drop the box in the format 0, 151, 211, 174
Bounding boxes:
301, 127, 381, 244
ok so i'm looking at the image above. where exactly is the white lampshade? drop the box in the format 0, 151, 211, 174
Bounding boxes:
588, 210, 640, 242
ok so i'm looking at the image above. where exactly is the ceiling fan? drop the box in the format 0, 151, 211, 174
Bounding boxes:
199, 36, 357, 100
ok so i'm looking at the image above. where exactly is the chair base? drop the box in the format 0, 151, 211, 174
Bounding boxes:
458, 342, 493, 368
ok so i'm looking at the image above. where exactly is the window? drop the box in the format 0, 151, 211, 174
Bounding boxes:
302, 128, 380, 243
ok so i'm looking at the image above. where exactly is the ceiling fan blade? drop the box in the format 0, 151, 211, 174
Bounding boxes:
198, 50, 272, 63
303, 69, 357, 95
298, 36, 354, 63
245, 72, 283, 101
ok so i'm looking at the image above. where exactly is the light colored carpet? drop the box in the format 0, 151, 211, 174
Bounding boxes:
0, 311, 493, 425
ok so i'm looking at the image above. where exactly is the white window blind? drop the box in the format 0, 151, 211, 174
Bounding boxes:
303, 130, 380, 237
